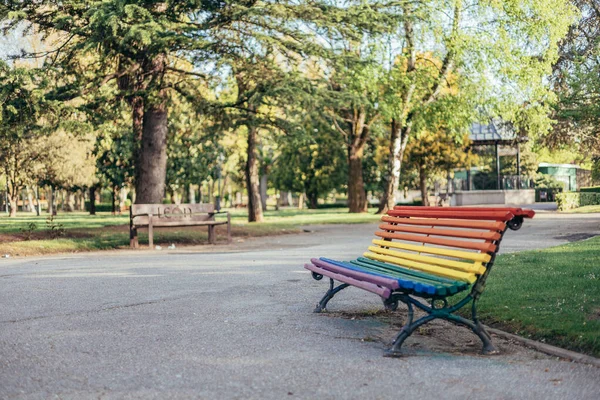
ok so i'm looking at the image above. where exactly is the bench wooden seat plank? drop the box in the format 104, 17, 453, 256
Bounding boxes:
305, 263, 392, 298
354, 257, 467, 286
387, 209, 515, 221
371, 239, 492, 263
363, 251, 478, 283
305, 206, 534, 356
366, 245, 486, 274
394, 205, 536, 219
317, 258, 466, 297
381, 215, 506, 231
379, 223, 502, 241
375, 231, 497, 253
346, 259, 468, 297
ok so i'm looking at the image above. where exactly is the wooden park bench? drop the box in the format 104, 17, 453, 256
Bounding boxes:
130, 203, 231, 249
305, 206, 534, 356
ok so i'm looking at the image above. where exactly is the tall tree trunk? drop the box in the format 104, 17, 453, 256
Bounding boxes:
377, 121, 412, 214
297, 193, 305, 210
419, 165, 430, 207
347, 148, 368, 213
135, 100, 168, 204
34, 186, 41, 216
111, 186, 117, 215
260, 174, 268, 211
188, 183, 196, 204
246, 126, 264, 222
47, 185, 55, 215
7, 192, 17, 217
307, 191, 318, 209
26, 186, 35, 214
89, 186, 96, 215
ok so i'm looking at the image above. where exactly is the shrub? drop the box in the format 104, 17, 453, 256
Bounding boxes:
556, 192, 600, 211
580, 186, 600, 193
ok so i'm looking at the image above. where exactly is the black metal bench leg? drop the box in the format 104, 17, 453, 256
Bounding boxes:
314, 279, 350, 313
385, 306, 436, 357
472, 321, 498, 355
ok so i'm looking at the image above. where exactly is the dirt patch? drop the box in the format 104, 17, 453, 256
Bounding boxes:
324, 308, 530, 357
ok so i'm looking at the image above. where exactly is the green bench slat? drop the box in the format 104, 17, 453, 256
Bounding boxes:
348, 258, 469, 296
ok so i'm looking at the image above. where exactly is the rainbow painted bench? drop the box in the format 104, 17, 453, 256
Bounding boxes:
305, 206, 534, 356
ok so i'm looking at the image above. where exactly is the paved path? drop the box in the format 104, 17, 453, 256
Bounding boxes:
1, 213, 599, 399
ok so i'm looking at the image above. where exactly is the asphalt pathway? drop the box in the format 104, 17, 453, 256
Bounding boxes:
1, 212, 599, 399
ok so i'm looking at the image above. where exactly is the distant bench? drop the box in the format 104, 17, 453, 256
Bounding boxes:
130, 203, 231, 249
305, 206, 534, 356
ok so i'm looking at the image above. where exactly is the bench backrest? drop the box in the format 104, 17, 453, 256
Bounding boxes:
131, 203, 216, 225
365, 208, 515, 284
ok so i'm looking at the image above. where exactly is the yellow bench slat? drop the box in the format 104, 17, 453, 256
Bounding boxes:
371, 239, 492, 263
363, 252, 477, 284
367, 246, 486, 275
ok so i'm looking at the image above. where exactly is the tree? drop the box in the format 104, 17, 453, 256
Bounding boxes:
272, 115, 347, 209
550, 0, 600, 158
377, 0, 576, 213
0, 62, 56, 216
1, 1, 376, 206
326, 56, 385, 213
404, 129, 475, 206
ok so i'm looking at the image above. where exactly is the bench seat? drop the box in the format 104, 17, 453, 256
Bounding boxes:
311, 257, 469, 297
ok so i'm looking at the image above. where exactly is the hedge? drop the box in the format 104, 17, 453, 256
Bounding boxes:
556, 192, 600, 211
580, 186, 600, 193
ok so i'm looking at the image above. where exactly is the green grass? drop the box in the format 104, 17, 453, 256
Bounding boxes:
0, 212, 129, 234
0, 207, 381, 256
565, 205, 600, 213
475, 236, 600, 357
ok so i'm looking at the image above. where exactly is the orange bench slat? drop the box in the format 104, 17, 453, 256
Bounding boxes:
375, 231, 497, 253
393, 206, 535, 218
378, 223, 502, 241
388, 209, 515, 221
380, 215, 506, 231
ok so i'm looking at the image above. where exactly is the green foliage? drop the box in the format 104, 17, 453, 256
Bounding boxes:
19, 222, 37, 241
580, 186, 600, 193
556, 192, 600, 211
534, 173, 565, 189
271, 117, 347, 208
45, 215, 65, 239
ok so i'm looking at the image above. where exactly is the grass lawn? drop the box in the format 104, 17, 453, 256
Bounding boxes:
476, 236, 600, 357
0, 207, 381, 256
565, 205, 600, 213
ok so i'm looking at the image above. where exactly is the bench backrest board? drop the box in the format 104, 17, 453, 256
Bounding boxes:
131, 203, 216, 225
366, 209, 515, 284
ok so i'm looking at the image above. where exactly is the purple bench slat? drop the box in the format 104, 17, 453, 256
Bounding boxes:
305, 263, 392, 299
310, 258, 400, 290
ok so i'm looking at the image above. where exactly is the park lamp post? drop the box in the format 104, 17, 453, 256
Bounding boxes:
215, 153, 225, 212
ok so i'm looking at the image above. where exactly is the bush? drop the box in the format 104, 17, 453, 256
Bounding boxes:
84, 202, 115, 212
556, 192, 600, 211
580, 186, 600, 193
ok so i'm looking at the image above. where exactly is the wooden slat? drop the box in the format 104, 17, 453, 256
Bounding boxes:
132, 203, 215, 217
363, 252, 477, 283
132, 217, 225, 227
371, 239, 491, 263
379, 223, 501, 241
381, 215, 505, 231
388, 209, 514, 221
305, 263, 392, 298
394, 206, 535, 218
367, 246, 486, 274
375, 231, 497, 253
